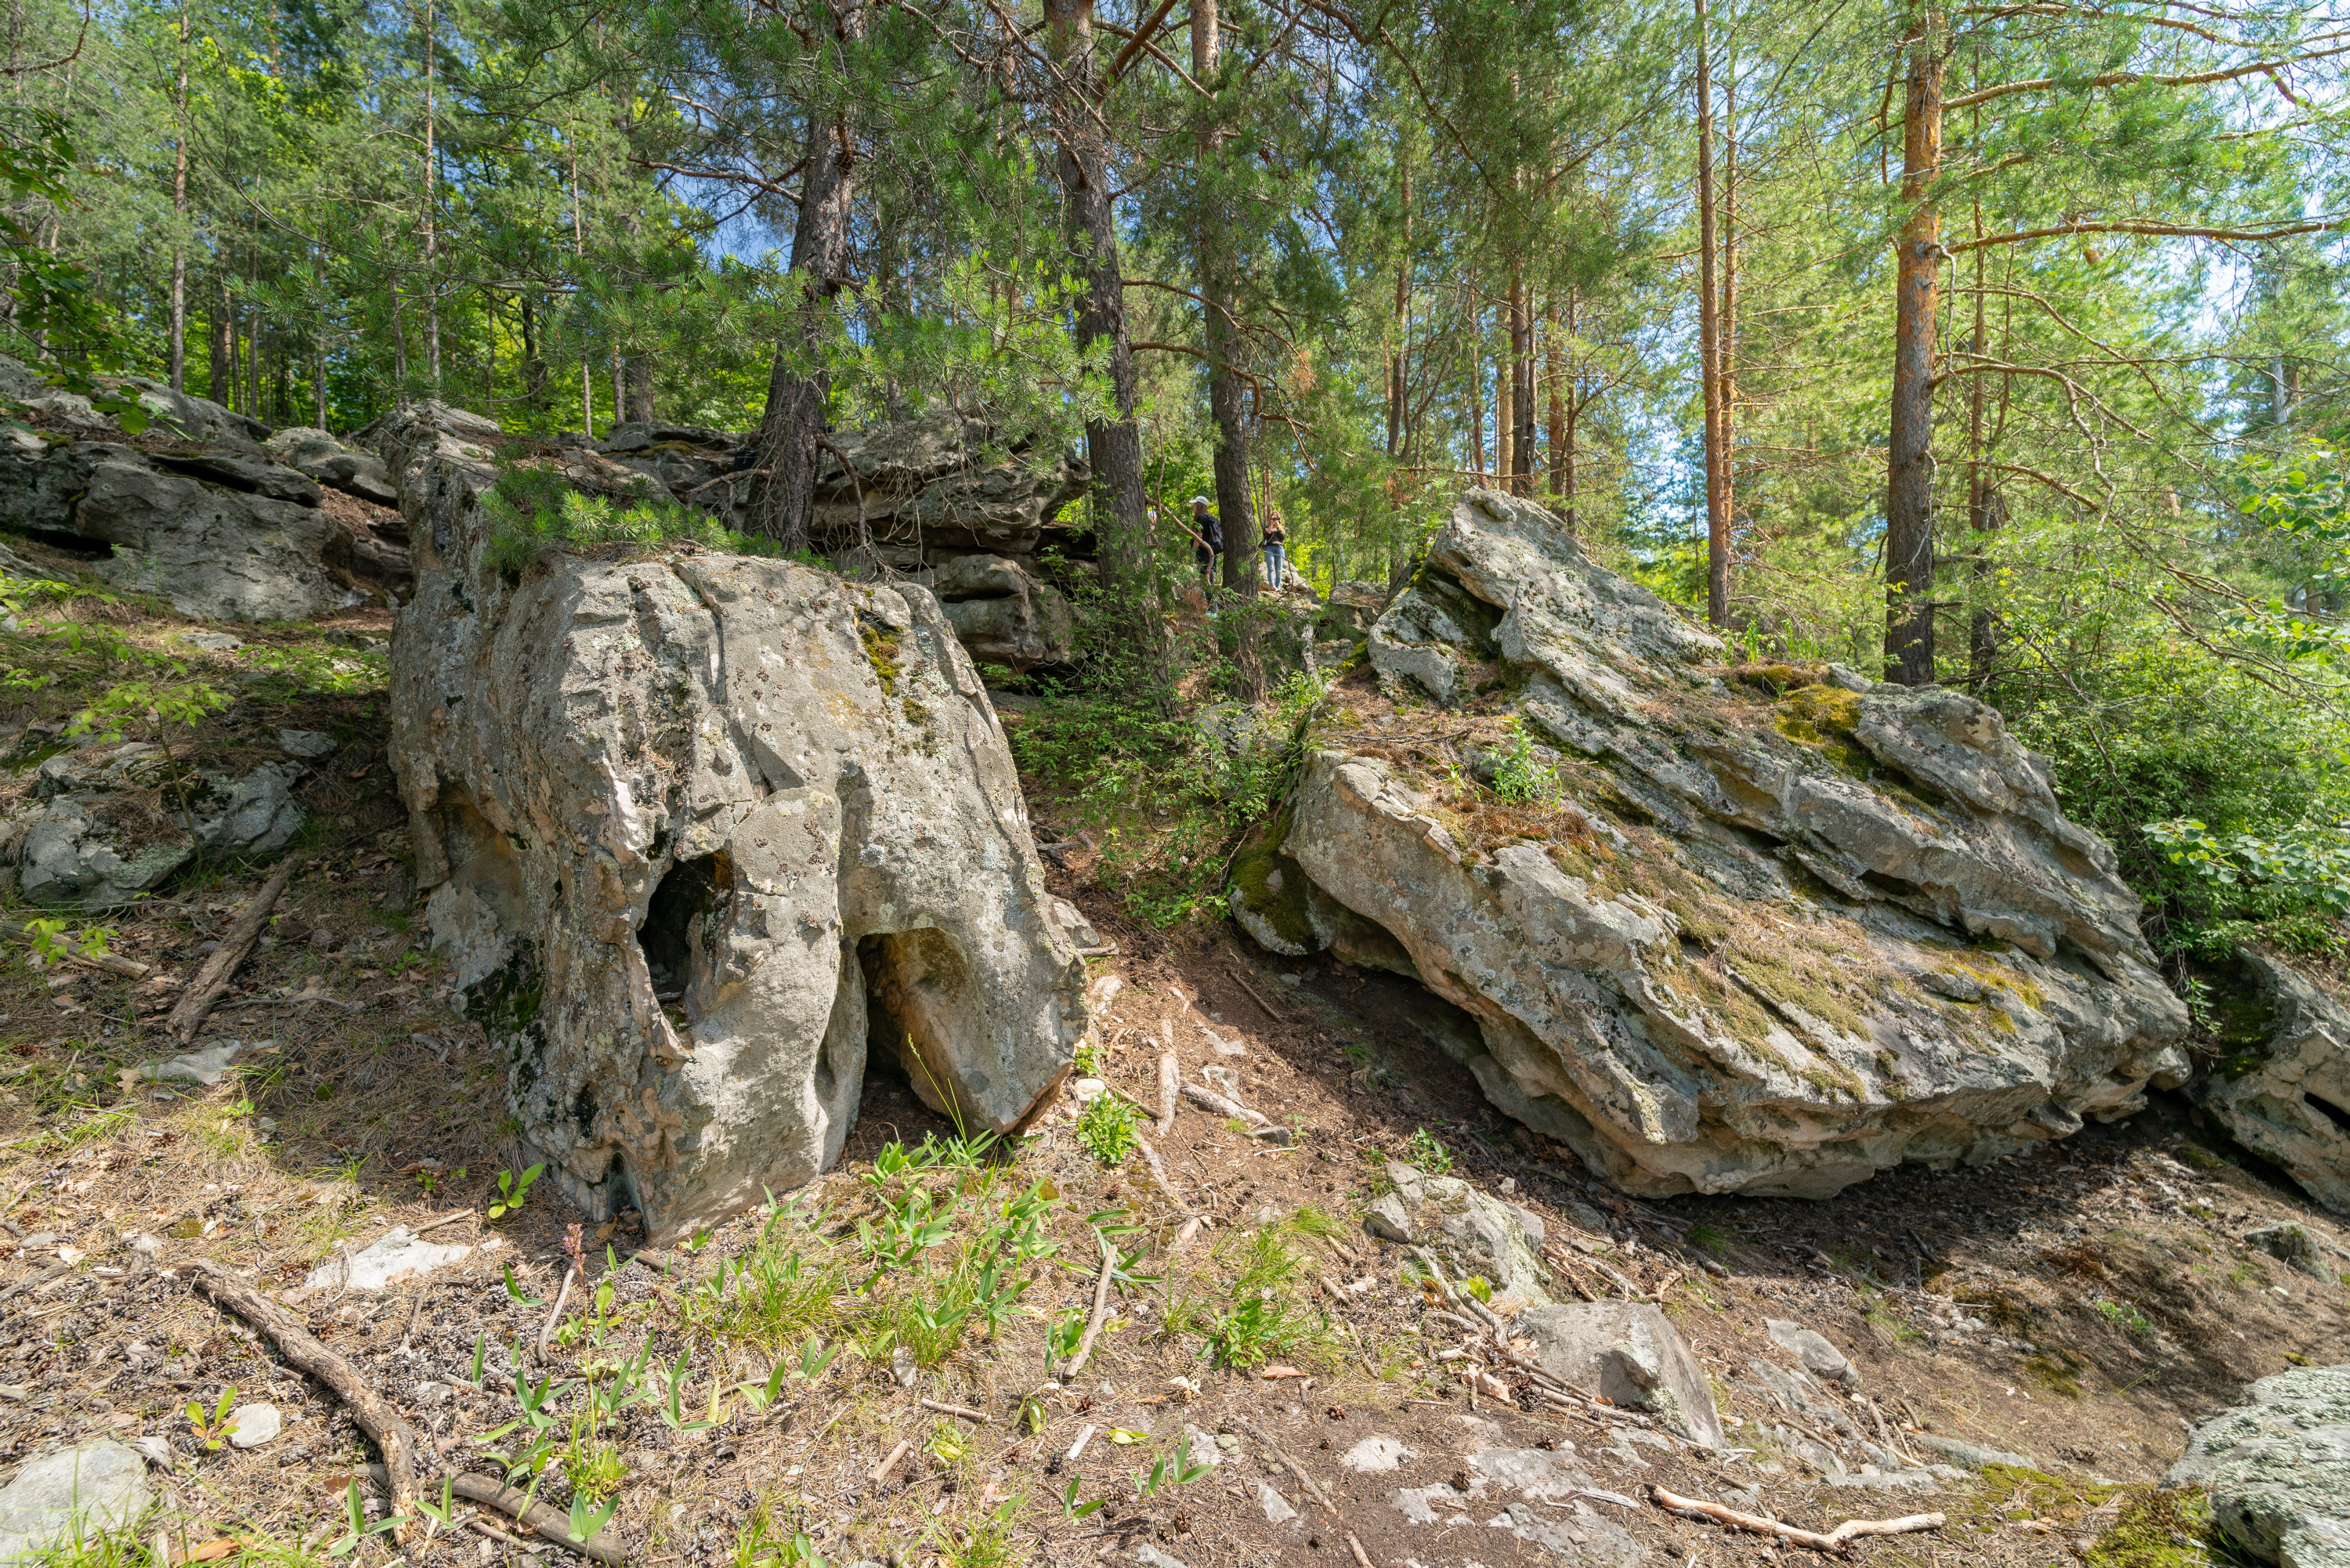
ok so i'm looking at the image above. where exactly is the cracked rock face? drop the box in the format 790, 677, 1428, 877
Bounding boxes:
2194, 949, 2350, 1215
387, 412, 1087, 1238
1234, 489, 2189, 1199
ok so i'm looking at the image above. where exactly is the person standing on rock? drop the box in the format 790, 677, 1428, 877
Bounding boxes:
1183, 495, 1221, 588
1261, 509, 1288, 591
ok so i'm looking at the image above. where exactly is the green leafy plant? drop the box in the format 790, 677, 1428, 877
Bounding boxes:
479, 464, 779, 581
1136, 1433, 1215, 1498
1491, 722, 1564, 805
324, 1479, 407, 1557
488, 1164, 544, 1221
1076, 1092, 1139, 1166
185, 1386, 241, 1452
1403, 1125, 1454, 1176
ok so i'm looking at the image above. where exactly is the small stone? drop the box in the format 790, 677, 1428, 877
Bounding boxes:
1766, 1318, 1859, 1387
128, 1437, 172, 1472
1364, 1195, 1415, 1245
301, 1227, 474, 1292
891, 1346, 918, 1387
226, 1404, 280, 1449
0, 1440, 151, 1563
1256, 1482, 1299, 1526
141, 1042, 243, 1087
1340, 1436, 1415, 1472
413, 1382, 452, 1407
277, 729, 337, 759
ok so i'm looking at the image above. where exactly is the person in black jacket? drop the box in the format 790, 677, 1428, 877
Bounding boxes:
1186, 496, 1221, 587
1260, 508, 1288, 591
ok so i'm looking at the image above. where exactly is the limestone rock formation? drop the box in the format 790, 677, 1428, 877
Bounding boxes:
916, 553, 1074, 672
0, 438, 409, 617
1, 352, 262, 445
1233, 489, 2189, 1198
1520, 1300, 1725, 1447
8, 744, 310, 909
2170, 1364, 2350, 1566
386, 406, 1088, 1237
2194, 950, 2350, 1214
266, 426, 400, 505
1361, 1158, 1554, 1310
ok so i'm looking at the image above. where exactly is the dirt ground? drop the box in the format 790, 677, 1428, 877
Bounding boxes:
3, 598, 2347, 1568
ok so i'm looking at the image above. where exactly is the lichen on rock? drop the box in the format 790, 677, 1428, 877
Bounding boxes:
1233, 488, 2190, 1199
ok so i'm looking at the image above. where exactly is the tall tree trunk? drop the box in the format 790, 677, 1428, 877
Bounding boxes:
1885, 7, 1944, 685
750, 1, 865, 553
1197, 0, 1261, 699
1494, 293, 1512, 488
1965, 188, 1999, 686
168, 1, 188, 393
1722, 33, 1738, 569
1695, 0, 1730, 628
521, 294, 544, 420
1545, 292, 1566, 507
570, 141, 592, 434
1386, 152, 1410, 459
422, 0, 440, 389
1046, 0, 1170, 689
209, 282, 230, 401
1509, 270, 1534, 497
626, 356, 654, 422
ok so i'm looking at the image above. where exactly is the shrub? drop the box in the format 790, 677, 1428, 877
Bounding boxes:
476, 463, 779, 581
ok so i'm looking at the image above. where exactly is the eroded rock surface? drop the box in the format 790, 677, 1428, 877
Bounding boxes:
2195, 950, 2350, 1215
916, 553, 1074, 671
1521, 1300, 1724, 1447
387, 408, 1086, 1237
1233, 489, 2189, 1198
2170, 1364, 2350, 1566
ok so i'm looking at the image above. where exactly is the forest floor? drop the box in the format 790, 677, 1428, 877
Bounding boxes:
2, 576, 2347, 1568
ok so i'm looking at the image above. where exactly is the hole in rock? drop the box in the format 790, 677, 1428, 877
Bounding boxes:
638, 853, 725, 1002
9, 526, 110, 559
2307, 1091, 2350, 1137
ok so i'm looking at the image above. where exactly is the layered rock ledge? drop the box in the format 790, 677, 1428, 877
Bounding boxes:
1234, 490, 2190, 1198
387, 413, 1086, 1237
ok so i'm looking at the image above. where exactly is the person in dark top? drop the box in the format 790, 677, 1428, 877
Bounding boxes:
1260, 508, 1288, 591
1188, 495, 1221, 587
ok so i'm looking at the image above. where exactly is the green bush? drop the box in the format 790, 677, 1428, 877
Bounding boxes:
476, 464, 779, 580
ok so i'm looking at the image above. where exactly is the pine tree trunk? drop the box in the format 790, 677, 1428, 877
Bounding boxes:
1509, 272, 1534, 497
1885, 8, 1944, 685
1047, 0, 1170, 692
1965, 193, 1999, 687
422, 0, 440, 391
168, 2, 188, 393
1197, 0, 1261, 700
1696, 0, 1730, 629
1387, 154, 1410, 459
750, 0, 865, 554
1545, 293, 1565, 505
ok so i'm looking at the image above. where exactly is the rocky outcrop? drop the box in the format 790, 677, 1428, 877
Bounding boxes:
387, 406, 1088, 1238
915, 553, 1074, 672
1522, 1300, 1724, 1447
0, 438, 409, 617
2195, 950, 2350, 1214
1233, 489, 2189, 1198
7, 742, 309, 909
1, 353, 262, 445
2170, 1364, 2350, 1566
1361, 1158, 1555, 1310
266, 427, 400, 506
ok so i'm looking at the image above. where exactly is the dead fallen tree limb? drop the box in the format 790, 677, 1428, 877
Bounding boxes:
0, 919, 149, 979
1179, 1081, 1269, 1126
1650, 1485, 1944, 1554
189, 1260, 622, 1563
1135, 1136, 1195, 1217
1056, 1245, 1116, 1383
166, 854, 304, 1044
1155, 1050, 1179, 1133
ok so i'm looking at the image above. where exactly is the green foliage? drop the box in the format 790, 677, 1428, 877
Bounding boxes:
477, 465, 779, 580
1402, 1125, 1454, 1176
185, 1385, 241, 1451
1490, 723, 1562, 806
488, 1164, 543, 1222
1074, 1092, 1139, 1166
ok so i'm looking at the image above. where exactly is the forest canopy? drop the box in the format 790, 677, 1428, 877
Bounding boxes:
3, 0, 2348, 963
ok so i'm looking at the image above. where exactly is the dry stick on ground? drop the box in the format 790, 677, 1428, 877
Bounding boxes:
0, 919, 150, 979
1058, 1245, 1116, 1383
1179, 1082, 1268, 1127
1235, 1419, 1339, 1516
1347, 1533, 1379, 1568
1651, 1486, 1945, 1555
1224, 964, 1283, 1021
0, 1260, 71, 1305
1406, 1245, 1462, 1307
535, 1268, 577, 1364
871, 1440, 913, 1487
363, 1468, 619, 1567
1135, 1137, 1194, 1218
400, 1281, 432, 1353
918, 1398, 989, 1423
187, 1260, 431, 1545
165, 854, 305, 1045
1155, 1050, 1179, 1133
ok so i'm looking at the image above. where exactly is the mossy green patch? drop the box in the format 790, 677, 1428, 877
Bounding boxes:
858, 614, 902, 692
1229, 805, 1317, 952
1773, 685, 1871, 775
2086, 1487, 2218, 1568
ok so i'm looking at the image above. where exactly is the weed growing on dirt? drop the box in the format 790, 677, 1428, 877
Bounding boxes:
1076, 1093, 1139, 1165
1403, 1125, 1455, 1175
2084, 1487, 2219, 1568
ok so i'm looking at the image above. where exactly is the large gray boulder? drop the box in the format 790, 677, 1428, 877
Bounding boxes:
2170, 1364, 2350, 1567
1364, 1160, 1554, 1310
0, 1440, 152, 1566
266, 426, 400, 506
1233, 490, 2189, 1198
0, 354, 262, 445
1521, 1299, 1725, 1447
2195, 950, 2350, 1214
917, 554, 1074, 672
388, 411, 1089, 1238
9, 751, 309, 908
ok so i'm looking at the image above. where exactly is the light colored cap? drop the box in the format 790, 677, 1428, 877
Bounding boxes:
1191, 496, 1212, 508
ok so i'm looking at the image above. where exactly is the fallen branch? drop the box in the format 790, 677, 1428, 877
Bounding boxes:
1182, 1081, 1268, 1126
1057, 1245, 1116, 1383
190, 1261, 620, 1563
1224, 964, 1283, 1021
871, 1440, 913, 1487
918, 1398, 989, 1423
165, 854, 305, 1045
1650, 1485, 1945, 1554
1346, 1532, 1377, 1568
1155, 1050, 1179, 1133
1235, 1418, 1338, 1517
535, 1267, 577, 1364
2, 919, 149, 979
367, 1467, 620, 1568
1406, 1245, 1462, 1306
0, 1260, 71, 1305
1135, 1137, 1195, 1218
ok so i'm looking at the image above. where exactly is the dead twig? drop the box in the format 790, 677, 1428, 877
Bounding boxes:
1057, 1244, 1116, 1383
1650, 1485, 1945, 1554
166, 854, 306, 1045
1224, 964, 1284, 1020
1180, 1082, 1268, 1127
871, 1440, 913, 1487
367, 1469, 619, 1566
1346, 1533, 1378, 1568
535, 1268, 577, 1364
1155, 1050, 1179, 1133
1135, 1137, 1194, 1219
1, 919, 149, 978
918, 1398, 989, 1423
1235, 1418, 1338, 1517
